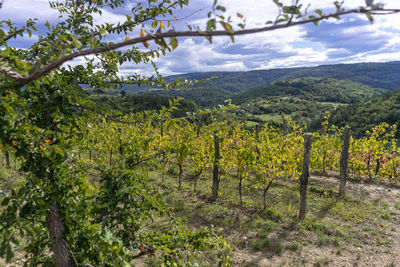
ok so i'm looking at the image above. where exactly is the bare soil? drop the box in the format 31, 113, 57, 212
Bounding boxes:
233, 175, 400, 267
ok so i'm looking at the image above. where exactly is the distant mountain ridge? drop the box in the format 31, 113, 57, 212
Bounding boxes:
123, 61, 400, 93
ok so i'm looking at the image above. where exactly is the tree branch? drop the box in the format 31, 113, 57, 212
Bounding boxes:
3, 7, 400, 86
0, 62, 27, 81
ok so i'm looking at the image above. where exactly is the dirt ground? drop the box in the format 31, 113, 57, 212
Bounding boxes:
233, 175, 400, 267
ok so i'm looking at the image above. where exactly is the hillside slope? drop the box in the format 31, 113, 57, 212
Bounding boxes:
232, 78, 385, 105
329, 89, 400, 137
124, 61, 400, 93
141, 86, 234, 108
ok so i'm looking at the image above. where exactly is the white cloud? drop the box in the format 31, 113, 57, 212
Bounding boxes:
0, 0, 58, 23
1, 0, 400, 76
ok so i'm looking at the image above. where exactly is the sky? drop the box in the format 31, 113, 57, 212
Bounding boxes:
1, 0, 400, 76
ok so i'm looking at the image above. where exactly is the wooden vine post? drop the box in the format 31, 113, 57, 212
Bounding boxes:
339, 126, 351, 196
299, 133, 312, 220
211, 130, 220, 201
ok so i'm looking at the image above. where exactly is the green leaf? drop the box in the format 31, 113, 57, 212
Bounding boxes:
365, 0, 374, 7
213, 0, 218, 8
215, 5, 226, 12
366, 12, 374, 23
170, 37, 178, 50
314, 9, 323, 16
207, 19, 216, 31
1, 197, 9, 206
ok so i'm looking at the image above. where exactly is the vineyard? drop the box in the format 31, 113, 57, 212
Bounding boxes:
2, 104, 400, 265
73, 111, 400, 203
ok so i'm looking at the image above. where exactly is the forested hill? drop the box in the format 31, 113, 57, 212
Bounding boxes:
123, 61, 400, 93
328, 89, 400, 137
91, 94, 200, 117
144, 86, 234, 108
232, 78, 386, 104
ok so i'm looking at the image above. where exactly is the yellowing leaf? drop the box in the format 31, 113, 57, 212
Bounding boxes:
12, 140, 17, 147
124, 36, 130, 41
224, 23, 233, 32
140, 28, 145, 37
174, 15, 177, 20
237, 12, 244, 18
170, 37, 178, 50
45, 139, 53, 144
143, 40, 150, 48
159, 21, 163, 29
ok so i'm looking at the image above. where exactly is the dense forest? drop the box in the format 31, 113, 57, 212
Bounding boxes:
91, 94, 200, 117
329, 89, 400, 137
145, 86, 234, 108
232, 78, 385, 104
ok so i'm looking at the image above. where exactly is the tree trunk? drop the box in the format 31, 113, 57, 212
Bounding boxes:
194, 175, 198, 192
178, 163, 183, 189
263, 180, 273, 211
367, 156, 372, 179
238, 176, 243, 206
5, 151, 10, 167
339, 126, 350, 196
193, 170, 202, 192
47, 200, 72, 267
211, 131, 220, 201
375, 157, 380, 176
299, 133, 312, 220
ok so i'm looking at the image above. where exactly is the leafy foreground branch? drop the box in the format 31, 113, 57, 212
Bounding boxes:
1, 3, 400, 86
0, 165, 231, 265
